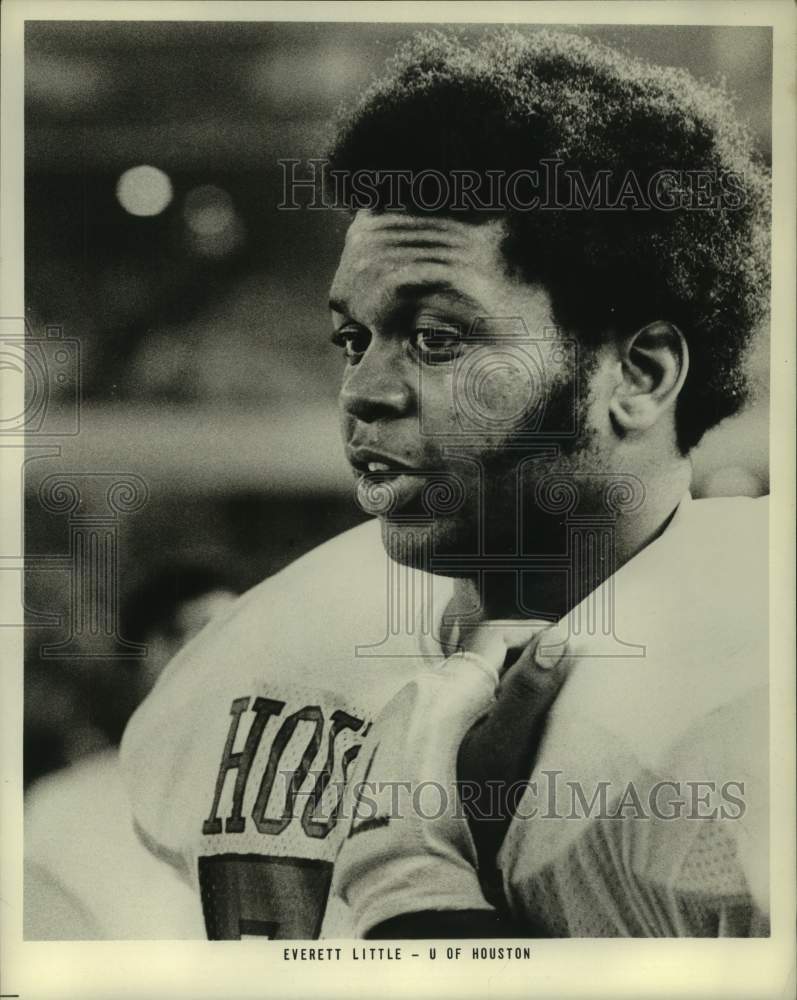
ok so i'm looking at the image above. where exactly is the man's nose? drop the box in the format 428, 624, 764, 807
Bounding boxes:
339, 341, 413, 423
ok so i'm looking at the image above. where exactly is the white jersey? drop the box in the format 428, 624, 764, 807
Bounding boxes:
121, 495, 768, 938
121, 518, 452, 939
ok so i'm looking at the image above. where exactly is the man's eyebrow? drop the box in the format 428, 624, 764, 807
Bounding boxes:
392, 282, 483, 311
329, 284, 481, 317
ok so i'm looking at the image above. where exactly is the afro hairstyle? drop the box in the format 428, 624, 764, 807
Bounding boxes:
327, 28, 771, 452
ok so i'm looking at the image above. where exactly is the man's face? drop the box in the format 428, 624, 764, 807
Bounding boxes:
330, 210, 599, 566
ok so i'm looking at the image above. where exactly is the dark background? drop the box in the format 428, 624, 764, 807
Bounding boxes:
24, 21, 772, 786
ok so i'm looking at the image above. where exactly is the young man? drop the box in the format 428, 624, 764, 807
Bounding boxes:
121, 29, 769, 939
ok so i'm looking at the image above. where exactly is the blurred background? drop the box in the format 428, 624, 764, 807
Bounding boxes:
23, 21, 771, 787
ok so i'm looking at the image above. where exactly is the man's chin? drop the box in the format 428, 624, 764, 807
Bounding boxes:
377, 515, 477, 575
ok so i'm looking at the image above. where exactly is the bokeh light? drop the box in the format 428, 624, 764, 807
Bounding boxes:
183, 184, 243, 257
116, 165, 173, 217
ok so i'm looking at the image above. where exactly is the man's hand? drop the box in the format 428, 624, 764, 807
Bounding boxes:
332, 621, 573, 937
457, 623, 574, 882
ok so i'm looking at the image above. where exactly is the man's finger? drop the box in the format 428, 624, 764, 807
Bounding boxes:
456, 620, 549, 681
490, 628, 572, 732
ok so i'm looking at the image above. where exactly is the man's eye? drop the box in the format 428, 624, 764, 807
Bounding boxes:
412, 325, 462, 364
331, 327, 370, 363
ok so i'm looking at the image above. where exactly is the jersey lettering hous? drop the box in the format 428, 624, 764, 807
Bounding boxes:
498, 495, 769, 936
120, 519, 455, 939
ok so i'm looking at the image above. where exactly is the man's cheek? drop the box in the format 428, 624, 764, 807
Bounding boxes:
443, 360, 539, 436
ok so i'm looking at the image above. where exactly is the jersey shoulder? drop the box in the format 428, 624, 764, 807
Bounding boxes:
548, 493, 769, 761
499, 494, 770, 936
119, 518, 446, 879
132, 517, 414, 724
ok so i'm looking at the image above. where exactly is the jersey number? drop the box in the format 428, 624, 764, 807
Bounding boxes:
198, 853, 333, 939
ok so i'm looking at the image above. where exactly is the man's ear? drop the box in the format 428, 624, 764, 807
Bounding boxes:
609, 321, 688, 434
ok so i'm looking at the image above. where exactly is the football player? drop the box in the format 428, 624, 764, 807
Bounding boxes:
121, 29, 769, 938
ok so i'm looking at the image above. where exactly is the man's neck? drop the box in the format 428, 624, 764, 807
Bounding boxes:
448, 465, 691, 625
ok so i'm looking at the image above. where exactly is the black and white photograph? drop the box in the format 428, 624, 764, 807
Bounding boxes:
1, 2, 794, 998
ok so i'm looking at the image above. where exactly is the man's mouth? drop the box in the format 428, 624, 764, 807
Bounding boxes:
346, 447, 415, 475
345, 447, 430, 514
